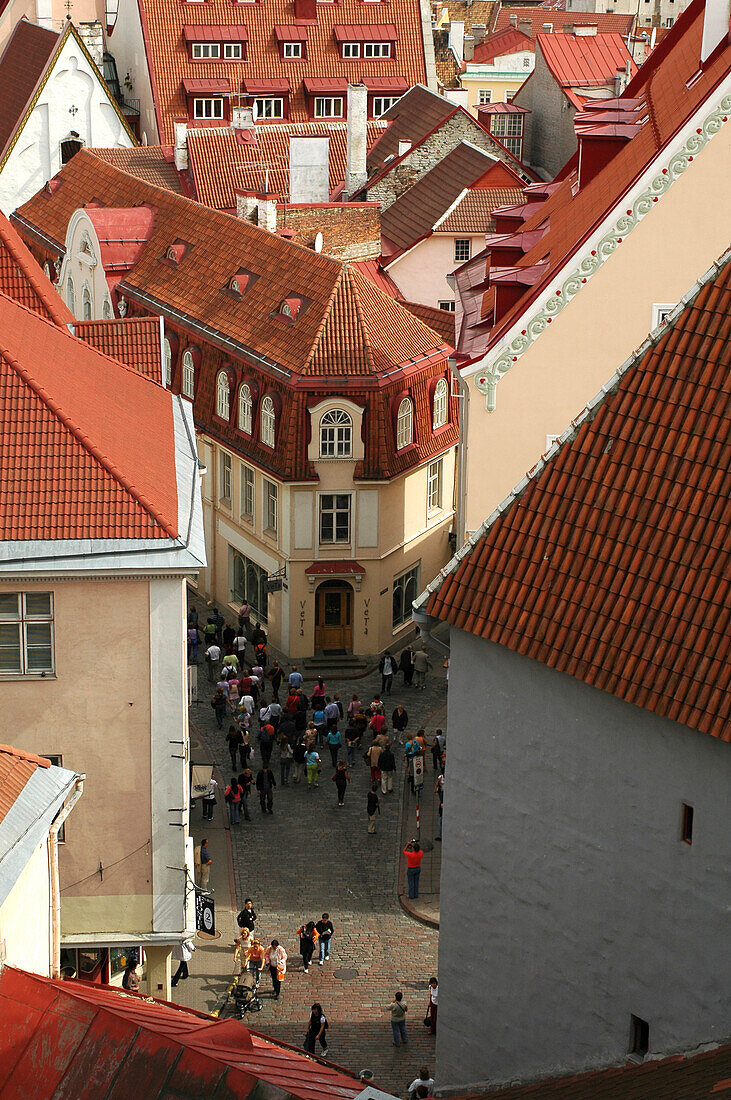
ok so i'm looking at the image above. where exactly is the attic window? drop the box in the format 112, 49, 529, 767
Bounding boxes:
225, 268, 256, 297
44, 178, 63, 197
277, 296, 305, 321
164, 240, 191, 265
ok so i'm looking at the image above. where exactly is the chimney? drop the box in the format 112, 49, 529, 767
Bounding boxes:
231, 105, 255, 133
518, 18, 532, 34
344, 83, 368, 199
398, 139, 412, 157
174, 120, 188, 171
509, 12, 517, 25
235, 191, 278, 232
448, 20, 465, 62
463, 33, 475, 60
614, 60, 631, 95
294, 0, 317, 20
701, 0, 730, 61
472, 22, 486, 45
77, 21, 104, 67
289, 135, 330, 203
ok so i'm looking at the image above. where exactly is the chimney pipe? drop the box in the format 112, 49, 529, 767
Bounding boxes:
289, 135, 330, 203
448, 19, 465, 62
344, 83, 368, 200
463, 33, 475, 60
174, 120, 188, 171
701, 0, 730, 61
231, 105, 255, 133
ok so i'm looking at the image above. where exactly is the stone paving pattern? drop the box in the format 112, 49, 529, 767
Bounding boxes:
178, 608, 447, 1096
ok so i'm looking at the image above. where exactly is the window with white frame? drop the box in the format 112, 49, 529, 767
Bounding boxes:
163, 338, 172, 386
319, 493, 351, 543
240, 463, 254, 521
427, 458, 443, 512
260, 395, 275, 446
396, 397, 413, 449
182, 350, 195, 398
392, 565, 419, 628
219, 450, 232, 504
0, 592, 54, 676
81, 285, 92, 321
193, 97, 224, 119
216, 371, 230, 419
479, 89, 492, 104
372, 96, 398, 116
43, 754, 66, 838
506, 91, 516, 103
454, 238, 471, 263
438, 300, 456, 312
283, 41, 302, 57
342, 42, 360, 57
192, 42, 220, 58
491, 113, 523, 137
238, 383, 252, 432
264, 479, 278, 534
432, 378, 449, 429
254, 97, 284, 119
364, 41, 391, 56
314, 97, 343, 117
320, 409, 352, 457
224, 43, 242, 58
66, 277, 75, 315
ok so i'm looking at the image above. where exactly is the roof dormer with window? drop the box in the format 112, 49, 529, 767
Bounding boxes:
183, 26, 248, 61
274, 25, 308, 60
333, 24, 397, 60
182, 78, 230, 122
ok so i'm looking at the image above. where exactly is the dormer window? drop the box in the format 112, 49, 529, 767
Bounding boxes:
216, 370, 231, 419
164, 239, 191, 264
184, 26, 248, 61
224, 268, 256, 297
315, 96, 343, 118
192, 43, 220, 58
238, 383, 253, 433
320, 409, 352, 458
364, 42, 391, 57
334, 24, 397, 60
276, 295, 306, 322
254, 97, 284, 119
342, 43, 360, 57
183, 77, 230, 120
284, 42, 303, 57
194, 97, 224, 119
432, 378, 448, 430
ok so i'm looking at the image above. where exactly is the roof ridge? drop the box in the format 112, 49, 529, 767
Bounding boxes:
0, 335, 179, 541
347, 265, 377, 372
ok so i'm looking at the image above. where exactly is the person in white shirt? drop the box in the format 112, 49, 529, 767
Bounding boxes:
171, 939, 196, 987
240, 694, 255, 716
426, 977, 438, 1033
267, 939, 288, 999
407, 1068, 435, 1098
202, 776, 217, 821
205, 643, 222, 682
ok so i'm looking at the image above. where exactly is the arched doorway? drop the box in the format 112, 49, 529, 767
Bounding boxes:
314, 580, 353, 654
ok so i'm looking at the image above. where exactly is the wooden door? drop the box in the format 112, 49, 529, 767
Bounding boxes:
315, 586, 353, 652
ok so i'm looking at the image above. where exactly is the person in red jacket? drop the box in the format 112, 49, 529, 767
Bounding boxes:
404, 839, 423, 898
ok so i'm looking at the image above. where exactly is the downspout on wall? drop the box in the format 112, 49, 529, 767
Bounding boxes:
49, 776, 85, 979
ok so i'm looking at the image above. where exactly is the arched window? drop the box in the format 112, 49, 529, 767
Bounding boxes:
260, 395, 275, 447
182, 350, 195, 399
216, 370, 230, 419
432, 378, 448, 429
320, 409, 352, 458
66, 277, 75, 315
396, 397, 413, 449
163, 337, 172, 386
238, 384, 252, 433
81, 285, 92, 321
102, 297, 113, 320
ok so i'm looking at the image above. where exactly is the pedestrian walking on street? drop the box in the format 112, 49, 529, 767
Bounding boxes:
201, 775, 217, 820
311, 677, 326, 707
326, 726, 343, 767
297, 921, 319, 973
399, 644, 415, 687
268, 660, 284, 702
238, 599, 251, 634
279, 733, 293, 785
379, 650, 396, 694
225, 776, 243, 824
425, 977, 438, 1034
226, 725, 244, 771
367, 783, 380, 834
237, 898, 257, 933
392, 705, 409, 736
305, 746, 321, 789
256, 766, 276, 813
407, 1068, 435, 1098
245, 937, 266, 980
379, 741, 396, 794
211, 687, 227, 729
199, 838, 212, 892
237, 768, 253, 820
258, 722, 275, 768
366, 740, 382, 785
293, 738, 306, 783
303, 1003, 328, 1055
211, 607, 225, 645
332, 761, 349, 805
316, 914, 334, 963
434, 773, 444, 841
171, 938, 196, 987
413, 647, 432, 691
187, 624, 200, 664
267, 939, 287, 998
404, 840, 423, 898
289, 666, 304, 691
388, 991, 408, 1047
233, 630, 248, 665
431, 730, 446, 772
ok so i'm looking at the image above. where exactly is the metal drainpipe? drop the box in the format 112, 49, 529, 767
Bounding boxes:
412, 609, 450, 657
449, 354, 469, 547
49, 776, 85, 979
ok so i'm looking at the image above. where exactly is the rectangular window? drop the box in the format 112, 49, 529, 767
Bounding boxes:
240, 463, 254, 522
254, 97, 284, 119
502, 136, 522, 157
364, 42, 391, 57
319, 493, 351, 543
523, 55, 531, 67
193, 97, 224, 119
219, 451, 232, 505
392, 565, 419, 628
192, 43, 220, 58
629, 1016, 649, 1059
342, 42, 360, 57
44, 754, 66, 840
231, 548, 268, 624
454, 238, 471, 263
681, 803, 694, 844
314, 97, 343, 118
491, 114, 523, 137
372, 96, 399, 117
264, 479, 278, 534
283, 42, 303, 58
0, 592, 54, 676
438, 300, 456, 312
427, 458, 443, 512
223, 43, 242, 59
478, 89, 492, 104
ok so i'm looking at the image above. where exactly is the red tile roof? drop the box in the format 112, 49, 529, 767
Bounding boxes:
537, 32, 636, 108
471, 28, 534, 65
436, 186, 526, 234
0, 19, 58, 160
73, 317, 163, 382
90, 146, 184, 194
0, 745, 51, 826
127, 0, 431, 144
305, 560, 366, 575
0, 291, 179, 541
0, 967, 365, 1100
400, 300, 456, 345
187, 120, 387, 207
494, 8, 635, 39
425, 251, 731, 742
0, 213, 72, 325
457, 1042, 731, 1098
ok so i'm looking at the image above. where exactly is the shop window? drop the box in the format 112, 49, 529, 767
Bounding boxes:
232, 548, 268, 623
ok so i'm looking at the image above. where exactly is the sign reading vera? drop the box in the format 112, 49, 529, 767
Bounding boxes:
195, 892, 215, 935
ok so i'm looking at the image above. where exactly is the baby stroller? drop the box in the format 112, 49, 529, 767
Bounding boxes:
233, 967, 263, 1018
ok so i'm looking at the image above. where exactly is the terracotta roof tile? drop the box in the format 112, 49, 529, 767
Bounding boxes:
74, 317, 163, 382
0, 214, 72, 325
439, 0, 500, 36
90, 147, 184, 194
494, 8, 635, 39
400, 300, 456, 345
427, 253, 731, 741
437, 187, 526, 234
0, 744, 51, 825
0, 19, 58, 159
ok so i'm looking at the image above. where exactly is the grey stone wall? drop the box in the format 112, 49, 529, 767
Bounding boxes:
515, 48, 578, 178
436, 627, 731, 1090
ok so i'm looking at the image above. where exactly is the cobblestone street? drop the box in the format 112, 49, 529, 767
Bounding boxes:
179, 644, 447, 1096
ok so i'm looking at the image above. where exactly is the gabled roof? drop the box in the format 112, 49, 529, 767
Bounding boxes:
381, 141, 496, 254
494, 8, 635, 39
422, 250, 731, 742
0, 19, 58, 160
367, 84, 458, 170
90, 146, 184, 194
537, 32, 636, 108
436, 186, 525, 234
73, 317, 163, 382
127, 0, 432, 144
471, 28, 534, 65
0, 213, 72, 325
0, 967, 365, 1100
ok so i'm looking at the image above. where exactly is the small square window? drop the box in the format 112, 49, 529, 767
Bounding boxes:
454, 238, 471, 264
284, 41, 303, 58
438, 300, 456, 312
478, 89, 492, 105
681, 803, 694, 844
224, 43, 242, 59
629, 1016, 649, 1060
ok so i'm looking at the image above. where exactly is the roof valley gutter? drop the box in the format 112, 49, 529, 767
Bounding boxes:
10, 213, 64, 256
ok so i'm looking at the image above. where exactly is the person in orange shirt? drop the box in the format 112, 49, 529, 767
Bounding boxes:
403, 839, 423, 899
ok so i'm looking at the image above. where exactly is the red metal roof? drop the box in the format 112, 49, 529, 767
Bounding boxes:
305, 560, 366, 575
303, 77, 347, 93
537, 32, 636, 105
84, 205, 157, 271
274, 24, 308, 41
182, 23, 249, 41
428, 251, 731, 742
182, 77, 230, 94
471, 27, 534, 65
0, 967, 365, 1100
479, 101, 530, 115
362, 75, 409, 92
332, 23, 398, 41
0, 745, 51, 825
242, 77, 292, 94
494, 8, 635, 39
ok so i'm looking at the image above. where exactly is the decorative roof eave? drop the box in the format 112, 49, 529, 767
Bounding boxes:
462, 82, 731, 411
414, 243, 731, 614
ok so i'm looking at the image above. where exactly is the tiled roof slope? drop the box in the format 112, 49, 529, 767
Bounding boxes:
0, 744, 50, 825
0, 967, 365, 1100
367, 84, 458, 170
437, 186, 525, 233
0, 213, 72, 325
425, 252, 731, 742
381, 141, 495, 253
494, 8, 635, 39
132, 0, 431, 144
0, 19, 58, 158
0, 292, 178, 541
434, 31, 461, 89
457, 0, 731, 363
459, 1042, 731, 1099
187, 120, 387, 209
401, 300, 456, 345
73, 317, 163, 382
439, 0, 499, 36
538, 32, 636, 108
90, 147, 184, 194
